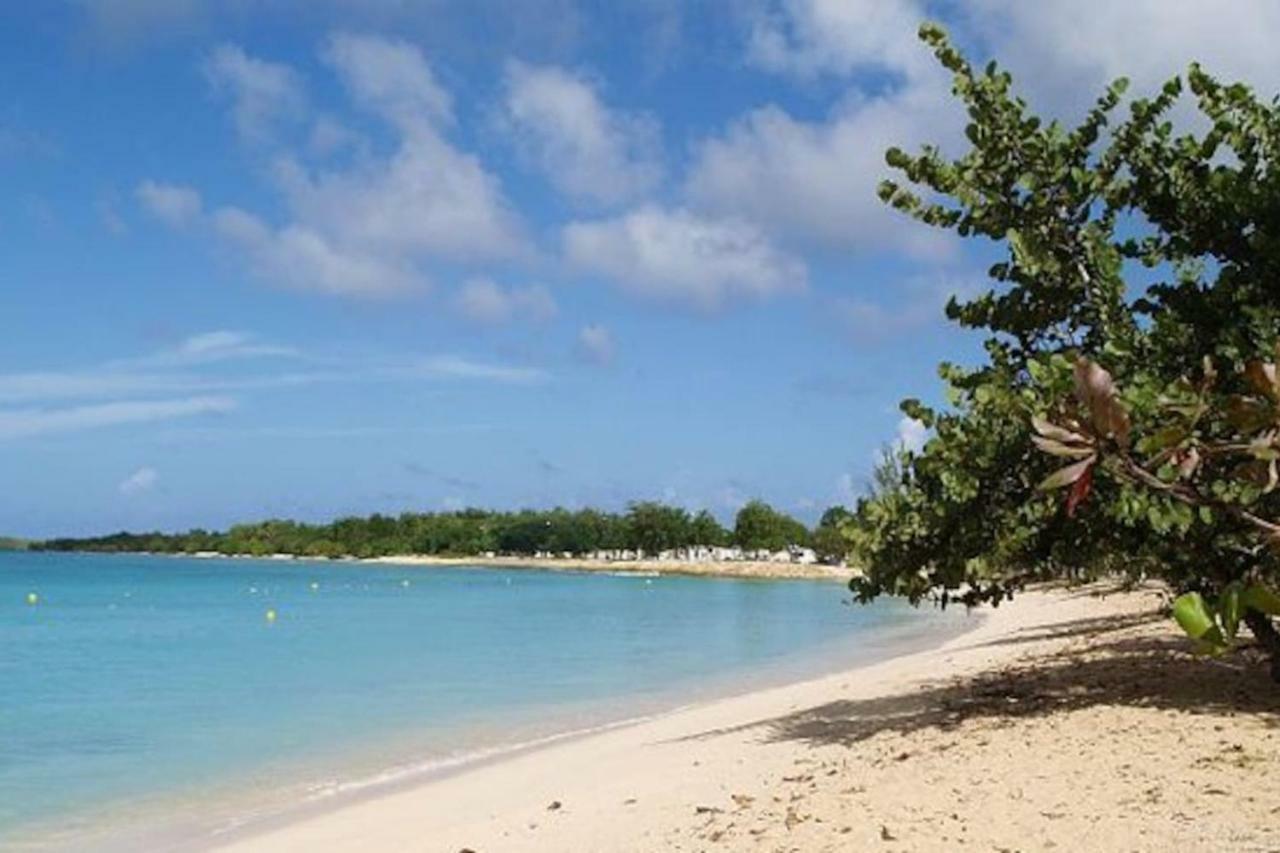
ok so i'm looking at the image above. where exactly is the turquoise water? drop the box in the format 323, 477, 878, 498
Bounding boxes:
1, 552, 962, 847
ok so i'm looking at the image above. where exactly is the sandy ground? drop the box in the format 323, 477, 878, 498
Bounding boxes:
361, 554, 853, 581
214, 584, 1280, 853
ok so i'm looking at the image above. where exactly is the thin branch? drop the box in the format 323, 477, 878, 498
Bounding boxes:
1110, 454, 1280, 536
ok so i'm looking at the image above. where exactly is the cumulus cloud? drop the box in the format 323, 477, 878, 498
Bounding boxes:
563, 206, 806, 310
323, 32, 455, 129
136, 180, 203, 227
965, 0, 1280, 120
501, 60, 661, 205
212, 206, 421, 297
745, 0, 933, 80
0, 397, 236, 440
686, 65, 958, 257
726, 0, 1280, 265
575, 323, 615, 365
119, 466, 159, 495
454, 278, 557, 325
203, 44, 305, 142
271, 133, 524, 265
174, 35, 525, 298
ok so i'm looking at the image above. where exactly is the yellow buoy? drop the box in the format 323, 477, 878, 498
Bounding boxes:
265, 608, 277, 623
26, 592, 38, 606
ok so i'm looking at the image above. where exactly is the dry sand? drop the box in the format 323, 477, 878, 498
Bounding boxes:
214, 584, 1280, 853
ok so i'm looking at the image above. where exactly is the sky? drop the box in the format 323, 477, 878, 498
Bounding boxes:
4, 1, 1280, 538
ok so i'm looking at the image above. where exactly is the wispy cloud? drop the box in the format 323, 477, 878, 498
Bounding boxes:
575, 324, 615, 366
0, 333, 549, 405
0, 397, 236, 440
119, 466, 159, 495
136, 180, 203, 227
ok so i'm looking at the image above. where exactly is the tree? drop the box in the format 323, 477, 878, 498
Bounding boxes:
734, 501, 809, 552
813, 506, 854, 563
625, 502, 691, 555
690, 510, 730, 547
845, 23, 1280, 678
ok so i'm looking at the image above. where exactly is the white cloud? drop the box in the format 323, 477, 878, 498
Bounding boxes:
203, 44, 305, 143
965, 1, 1280, 121
323, 32, 454, 130
171, 331, 294, 362
829, 274, 980, 344
895, 415, 927, 454
686, 74, 958, 257
708, 2, 1280, 263
161, 35, 524, 299
119, 466, 159, 495
501, 60, 661, 205
0, 397, 236, 440
0, 335, 546, 407
575, 323, 615, 365
407, 355, 547, 384
272, 130, 525, 265
212, 206, 422, 296
563, 206, 806, 310
455, 278, 557, 325
746, 0, 932, 80
136, 180, 203, 227
686, 1, 955, 257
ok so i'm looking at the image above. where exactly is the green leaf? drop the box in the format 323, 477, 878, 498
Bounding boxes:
1220, 582, 1243, 640
1172, 592, 1228, 652
1241, 584, 1280, 616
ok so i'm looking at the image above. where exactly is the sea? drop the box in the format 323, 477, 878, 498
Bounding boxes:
0, 551, 971, 849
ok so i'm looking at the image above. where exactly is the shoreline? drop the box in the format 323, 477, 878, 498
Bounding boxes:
38, 549, 855, 582
210, 582, 1280, 852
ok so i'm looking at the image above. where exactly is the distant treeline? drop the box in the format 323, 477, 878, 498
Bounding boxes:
35, 501, 854, 562
0, 537, 29, 551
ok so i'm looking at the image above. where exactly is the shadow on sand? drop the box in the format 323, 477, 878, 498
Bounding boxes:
685, 609, 1279, 750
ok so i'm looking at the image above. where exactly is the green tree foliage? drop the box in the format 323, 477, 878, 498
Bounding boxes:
691, 510, 731, 548
35, 503, 803, 560
813, 506, 854, 562
846, 23, 1280, 676
734, 500, 811, 552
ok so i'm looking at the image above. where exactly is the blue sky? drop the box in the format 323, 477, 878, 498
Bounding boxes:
3, 1, 1278, 537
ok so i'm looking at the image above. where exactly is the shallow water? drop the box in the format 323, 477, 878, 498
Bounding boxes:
0, 551, 964, 848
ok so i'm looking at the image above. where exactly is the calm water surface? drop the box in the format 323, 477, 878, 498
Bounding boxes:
0, 551, 967, 848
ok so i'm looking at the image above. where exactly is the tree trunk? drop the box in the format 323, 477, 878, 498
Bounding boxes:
1243, 609, 1280, 684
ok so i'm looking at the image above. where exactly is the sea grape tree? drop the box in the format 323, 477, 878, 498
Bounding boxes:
844, 24, 1280, 678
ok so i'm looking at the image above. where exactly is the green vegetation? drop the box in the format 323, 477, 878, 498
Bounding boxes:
844, 24, 1280, 679
34, 501, 821, 561
0, 537, 29, 551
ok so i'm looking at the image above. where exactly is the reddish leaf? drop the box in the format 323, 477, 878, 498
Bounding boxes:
1244, 360, 1279, 401
1066, 464, 1093, 517
1038, 455, 1096, 491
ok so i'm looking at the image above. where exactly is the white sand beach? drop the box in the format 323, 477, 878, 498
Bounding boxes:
213, 584, 1280, 852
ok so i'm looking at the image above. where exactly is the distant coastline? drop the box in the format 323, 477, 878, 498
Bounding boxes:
41, 549, 854, 582
29, 501, 857, 581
